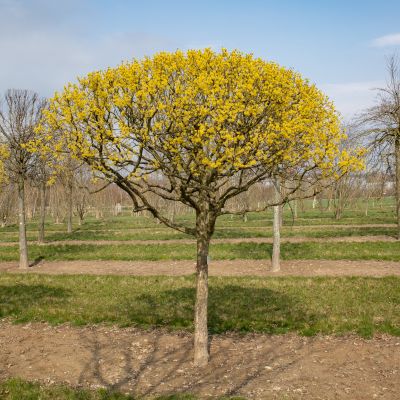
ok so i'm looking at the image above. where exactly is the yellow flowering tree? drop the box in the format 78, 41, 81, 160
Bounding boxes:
35, 49, 363, 366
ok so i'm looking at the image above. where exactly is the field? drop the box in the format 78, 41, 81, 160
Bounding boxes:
0, 199, 399, 399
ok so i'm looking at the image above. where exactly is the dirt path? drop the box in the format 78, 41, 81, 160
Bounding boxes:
0, 223, 396, 235
1, 259, 399, 277
0, 235, 397, 247
0, 322, 398, 399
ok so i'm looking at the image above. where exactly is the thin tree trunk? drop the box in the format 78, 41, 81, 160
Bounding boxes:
312, 196, 317, 209
395, 135, 400, 240
67, 180, 73, 234
194, 207, 211, 366
293, 199, 298, 219
38, 181, 46, 243
271, 178, 281, 272
18, 175, 29, 269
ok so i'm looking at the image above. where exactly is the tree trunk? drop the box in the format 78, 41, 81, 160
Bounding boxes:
293, 199, 298, 219
271, 178, 281, 272
194, 207, 212, 366
312, 196, 317, 209
67, 180, 73, 234
38, 181, 46, 243
18, 175, 29, 269
395, 135, 400, 240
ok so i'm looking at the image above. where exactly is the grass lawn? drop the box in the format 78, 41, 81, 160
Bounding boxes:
0, 225, 397, 243
0, 201, 396, 236
0, 241, 398, 262
0, 274, 399, 337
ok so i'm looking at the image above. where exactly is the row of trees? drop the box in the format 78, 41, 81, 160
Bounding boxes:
0, 49, 398, 366
0, 168, 391, 228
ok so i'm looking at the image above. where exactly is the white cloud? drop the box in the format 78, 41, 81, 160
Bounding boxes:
319, 81, 384, 119
371, 33, 400, 47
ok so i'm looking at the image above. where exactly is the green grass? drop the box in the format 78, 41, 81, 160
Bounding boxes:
1, 274, 399, 337
0, 378, 134, 400
0, 241, 398, 262
0, 225, 396, 243
0, 198, 396, 237
0, 378, 208, 400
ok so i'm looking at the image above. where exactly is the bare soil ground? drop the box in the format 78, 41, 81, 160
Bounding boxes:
0, 322, 398, 399
0, 259, 399, 277
0, 223, 396, 236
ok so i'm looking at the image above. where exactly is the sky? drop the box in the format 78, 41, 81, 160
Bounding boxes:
1, 0, 400, 120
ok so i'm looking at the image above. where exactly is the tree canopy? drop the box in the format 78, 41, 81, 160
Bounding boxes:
36, 49, 362, 233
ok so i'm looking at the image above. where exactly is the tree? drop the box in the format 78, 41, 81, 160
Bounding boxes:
357, 55, 400, 239
35, 49, 363, 365
74, 165, 92, 226
0, 90, 45, 268
0, 183, 15, 227
271, 178, 282, 272
31, 149, 54, 244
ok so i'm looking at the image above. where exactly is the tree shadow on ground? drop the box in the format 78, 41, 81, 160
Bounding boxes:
30, 256, 44, 267
122, 284, 319, 335
0, 284, 71, 318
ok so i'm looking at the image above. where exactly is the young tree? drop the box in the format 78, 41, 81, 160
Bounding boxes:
358, 55, 400, 238
61, 157, 77, 234
32, 152, 54, 243
74, 165, 92, 226
0, 183, 15, 227
35, 49, 363, 365
0, 146, 10, 209
0, 90, 45, 268
271, 178, 282, 272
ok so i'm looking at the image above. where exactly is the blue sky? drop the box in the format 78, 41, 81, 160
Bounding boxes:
1, 0, 400, 119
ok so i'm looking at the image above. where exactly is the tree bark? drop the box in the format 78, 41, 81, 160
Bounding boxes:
38, 181, 46, 243
193, 207, 211, 366
395, 135, 400, 240
271, 178, 281, 272
18, 175, 29, 269
67, 179, 73, 234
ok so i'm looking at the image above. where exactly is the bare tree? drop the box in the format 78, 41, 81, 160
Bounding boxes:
58, 157, 81, 233
31, 152, 54, 243
74, 166, 92, 226
0, 90, 45, 268
0, 183, 16, 227
357, 55, 400, 238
